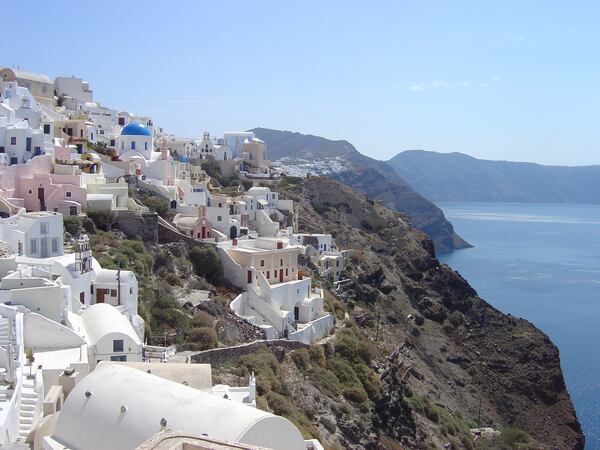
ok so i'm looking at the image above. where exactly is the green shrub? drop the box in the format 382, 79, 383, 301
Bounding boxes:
342, 386, 368, 405
234, 347, 281, 395
310, 367, 342, 397
192, 311, 215, 328
164, 272, 181, 286
86, 209, 115, 231
266, 391, 296, 417
353, 361, 382, 400
334, 328, 377, 365
189, 246, 223, 283
142, 196, 169, 218
291, 348, 310, 371
185, 327, 217, 350
308, 345, 326, 368
501, 427, 532, 446
63, 216, 84, 235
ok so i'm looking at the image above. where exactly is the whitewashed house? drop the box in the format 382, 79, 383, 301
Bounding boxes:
218, 239, 333, 343
0, 82, 54, 165
76, 303, 143, 365
0, 211, 63, 258
54, 76, 93, 104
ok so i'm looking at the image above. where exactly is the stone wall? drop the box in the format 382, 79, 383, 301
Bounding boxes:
116, 211, 159, 243
189, 339, 307, 366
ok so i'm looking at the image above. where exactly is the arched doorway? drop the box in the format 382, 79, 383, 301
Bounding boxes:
229, 226, 237, 239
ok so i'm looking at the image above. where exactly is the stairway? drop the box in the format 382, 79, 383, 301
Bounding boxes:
0, 317, 12, 348
18, 369, 39, 442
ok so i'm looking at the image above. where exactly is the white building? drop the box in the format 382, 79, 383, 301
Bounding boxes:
118, 122, 154, 160
54, 76, 93, 103
223, 131, 255, 159
0, 82, 54, 165
193, 132, 230, 161
43, 363, 309, 450
219, 239, 333, 343
78, 303, 143, 364
0, 211, 63, 258
0, 68, 54, 107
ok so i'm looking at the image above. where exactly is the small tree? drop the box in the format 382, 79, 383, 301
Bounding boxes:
189, 246, 223, 284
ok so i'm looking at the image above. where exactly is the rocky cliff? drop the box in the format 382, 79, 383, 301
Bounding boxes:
262, 175, 584, 449
251, 128, 470, 252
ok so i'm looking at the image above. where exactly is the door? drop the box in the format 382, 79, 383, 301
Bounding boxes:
279, 269, 283, 283
201, 226, 206, 239
37, 187, 44, 200
40, 237, 48, 258
96, 289, 105, 304
294, 306, 299, 321
79, 292, 85, 304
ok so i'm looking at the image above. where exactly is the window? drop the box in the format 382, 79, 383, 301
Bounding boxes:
41, 85, 47, 93
266, 271, 270, 279
105, 289, 110, 295
40, 222, 49, 234
110, 355, 127, 361
0, 146, 4, 153
260, 260, 265, 267
90, 285, 94, 294
30, 239, 38, 254
28, 190, 32, 194
113, 339, 124, 352
131, 141, 136, 150
111, 289, 117, 297
130, 287, 133, 294
43, 124, 50, 134
144, 142, 148, 150
121, 141, 124, 150
280, 258, 283, 266
69, 206, 77, 216
217, 216, 222, 221
51, 237, 59, 253
66, 192, 72, 198
286, 268, 289, 276
10, 137, 16, 145
336, 260, 340, 267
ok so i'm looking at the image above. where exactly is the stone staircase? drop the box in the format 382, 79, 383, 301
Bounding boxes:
18, 369, 39, 442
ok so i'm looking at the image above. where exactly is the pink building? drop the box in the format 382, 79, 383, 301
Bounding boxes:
0, 154, 87, 216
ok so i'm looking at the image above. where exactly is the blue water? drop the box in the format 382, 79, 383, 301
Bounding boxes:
437, 202, 600, 449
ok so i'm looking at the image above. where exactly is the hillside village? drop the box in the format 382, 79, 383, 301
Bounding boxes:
0, 67, 583, 450
0, 67, 358, 450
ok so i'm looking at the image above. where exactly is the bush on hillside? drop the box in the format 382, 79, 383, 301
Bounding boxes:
189, 246, 223, 283
185, 327, 217, 350
63, 216, 84, 236
87, 209, 115, 231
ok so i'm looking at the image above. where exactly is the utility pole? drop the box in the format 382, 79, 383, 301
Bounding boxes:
375, 297, 380, 343
117, 264, 121, 306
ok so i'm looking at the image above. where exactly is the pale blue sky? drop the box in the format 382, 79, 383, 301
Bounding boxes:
6, 1, 600, 165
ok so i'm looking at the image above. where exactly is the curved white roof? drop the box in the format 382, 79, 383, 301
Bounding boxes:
81, 303, 141, 346
94, 268, 135, 285
51, 364, 306, 450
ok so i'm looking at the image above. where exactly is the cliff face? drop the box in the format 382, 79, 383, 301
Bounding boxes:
388, 150, 600, 203
251, 128, 470, 252
278, 176, 583, 449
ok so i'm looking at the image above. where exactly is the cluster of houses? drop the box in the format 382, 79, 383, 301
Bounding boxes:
0, 66, 353, 450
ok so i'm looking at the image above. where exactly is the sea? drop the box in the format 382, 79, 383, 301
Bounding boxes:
437, 202, 600, 449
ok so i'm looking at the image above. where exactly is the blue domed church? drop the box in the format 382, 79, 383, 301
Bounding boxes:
118, 122, 154, 160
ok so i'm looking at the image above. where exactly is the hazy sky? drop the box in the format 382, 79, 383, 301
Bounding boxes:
6, 1, 600, 165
